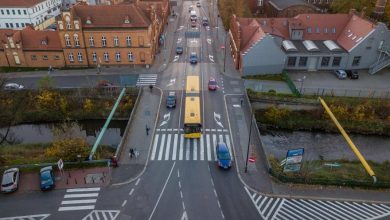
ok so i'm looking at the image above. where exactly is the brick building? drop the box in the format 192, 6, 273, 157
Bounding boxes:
0, 2, 169, 68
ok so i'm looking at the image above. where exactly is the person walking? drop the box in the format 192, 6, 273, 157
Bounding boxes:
146, 125, 150, 136
129, 148, 135, 158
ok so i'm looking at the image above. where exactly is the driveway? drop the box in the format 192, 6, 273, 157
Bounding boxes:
288, 69, 390, 98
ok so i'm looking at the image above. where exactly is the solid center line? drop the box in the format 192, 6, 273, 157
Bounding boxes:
148, 162, 176, 220
122, 200, 127, 207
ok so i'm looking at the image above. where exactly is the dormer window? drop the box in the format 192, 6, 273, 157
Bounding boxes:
124, 16, 130, 24
86, 17, 92, 24
41, 40, 47, 45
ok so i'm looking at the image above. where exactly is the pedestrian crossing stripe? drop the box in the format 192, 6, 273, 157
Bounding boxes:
150, 132, 233, 161
136, 74, 157, 86
82, 210, 120, 220
0, 214, 50, 220
58, 187, 100, 212
244, 187, 390, 220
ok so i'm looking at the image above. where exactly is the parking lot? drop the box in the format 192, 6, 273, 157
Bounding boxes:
288, 69, 390, 98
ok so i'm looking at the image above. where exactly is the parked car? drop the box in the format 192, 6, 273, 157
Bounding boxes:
3, 83, 24, 90
346, 70, 359, 79
176, 46, 183, 55
1, 168, 20, 193
216, 143, 232, 169
40, 166, 55, 191
208, 77, 217, 91
202, 17, 209, 26
190, 52, 198, 64
166, 91, 177, 108
196, 2, 201, 7
334, 70, 347, 79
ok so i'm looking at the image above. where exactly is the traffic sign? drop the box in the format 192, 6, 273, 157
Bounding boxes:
248, 156, 256, 163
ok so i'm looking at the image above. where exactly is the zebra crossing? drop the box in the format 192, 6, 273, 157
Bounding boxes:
136, 74, 157, 86
245, 187, 390, 220
150, 130, 231, 161
58, 187, 100, 211
82, 210, 120, 220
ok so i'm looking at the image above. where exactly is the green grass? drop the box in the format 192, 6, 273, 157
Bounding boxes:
243, 74, 284, 81
269, 157, 390, 188
0, 143, 116, 167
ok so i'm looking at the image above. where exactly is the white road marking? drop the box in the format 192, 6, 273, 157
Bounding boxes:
186, 140, 190, 160
172, 134, 178, 160
193, 139, 198, 160
61, 199, 97, 205
122, 200, 127, 207
179, 134, 184, 160
165, 134, 172, 160
157, 134, 166, 160
135, 178, 140, 186
150, 134, 159, 160
200, 135, 205, 161
212, 134, 217, 161
129, 188, 134, 196
225, 134, 233, 161
58, 205, 95, 211
64, 193, 99, 198
66, 188, 100, 193
206, 134, 211, 161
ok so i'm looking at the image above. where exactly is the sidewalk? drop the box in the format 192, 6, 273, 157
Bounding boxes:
110, 86, 161, 184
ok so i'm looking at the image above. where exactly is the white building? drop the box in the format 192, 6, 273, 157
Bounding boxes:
0, 0, 62, 30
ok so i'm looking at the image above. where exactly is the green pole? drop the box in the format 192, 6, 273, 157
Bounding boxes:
89, 88, 127, 160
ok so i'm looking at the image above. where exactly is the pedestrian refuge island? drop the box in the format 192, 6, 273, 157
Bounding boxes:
318, 97, 377, 183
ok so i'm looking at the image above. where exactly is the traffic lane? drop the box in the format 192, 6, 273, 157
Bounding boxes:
0, 188, 67, 218
180, 161, 223, 220
116, 162, 175, 219
210, 164, 262, 220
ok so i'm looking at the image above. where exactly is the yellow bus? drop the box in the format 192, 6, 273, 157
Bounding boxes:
184, 76, 202, 138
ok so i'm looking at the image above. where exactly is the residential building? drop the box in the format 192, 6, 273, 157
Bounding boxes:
57, 3, 162, 67
229, 11, 390, 75
0, 26, 64, 68
0, 0, 62, 30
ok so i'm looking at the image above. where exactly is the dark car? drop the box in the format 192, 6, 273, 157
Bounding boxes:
176, 46, 183, 55
191, 20, 197, 28
190, 52, 198, 64
346, 70, 359, 79
216, 143, 232, 169
208, 77, 217, 91
40, 166, 55, 191
1, 168, 20, 193
202, 17, 209, 26
166, 91, 177, 108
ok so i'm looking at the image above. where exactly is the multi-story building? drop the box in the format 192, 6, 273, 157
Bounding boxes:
0, 26, 64, 68
57, 3, 161, 67
0, 0, 62, 30
229, 11, 390, 75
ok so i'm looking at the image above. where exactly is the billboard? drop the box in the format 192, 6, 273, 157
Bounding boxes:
283, 148, 304, 173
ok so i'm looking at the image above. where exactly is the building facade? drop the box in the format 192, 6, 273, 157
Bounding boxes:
0, 0, 62, 30
0, 2, 168, 69
229, 12, 390, 75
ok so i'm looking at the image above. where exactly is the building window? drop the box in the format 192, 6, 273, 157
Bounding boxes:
1, 10, 3, 15
12, 10, 15, 15
6, 10, 10, 15
323, 27, 328, 33
115, 52, 121, 61
21, 23, 25, 27
92, 52, 97, 62
126, 36, 132, 47
316, 27, 320, 33
74, 34, 80, 47
24, 10, 27, 15
77, 52, 83, 62
65, 34, 71, 47
103, 52, 109, 62
18, 10, 21, 15
43, 55, 48, 60
128, 52, 134, 61
257, 0, 263, 6
54, 55, 60, 60
16, 23, 19, 28
5, 23, 9, 28
332, 27, 336, 33
352, 56, 361, 66
307, 27, 312, 33
287, 57, 296, 66
66, 22, 71, 29
31, 55, 37, 60
89, 36, 94, 47
102, 36, 107, 47
298, 57, 308, 66
140, 52, 145, 62
68, 53, 74, 62
332, 56, 341, 66
114, 36, 119, 47
321, 57, 330, 66
10, 23, 14, 28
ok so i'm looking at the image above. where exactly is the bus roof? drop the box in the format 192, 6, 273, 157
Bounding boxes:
184, 97, 201, 124
186, 75, 200, 94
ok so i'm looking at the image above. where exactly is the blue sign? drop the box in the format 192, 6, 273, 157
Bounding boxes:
284, 148, 304, 173
286, 148, 304, 157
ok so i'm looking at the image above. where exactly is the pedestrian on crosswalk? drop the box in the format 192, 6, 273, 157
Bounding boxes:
129, 148, 135, 158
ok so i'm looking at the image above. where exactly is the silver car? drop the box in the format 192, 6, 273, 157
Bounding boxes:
1, 168, 20, 193
334, 70, 347, 79
3, 83, 24, 90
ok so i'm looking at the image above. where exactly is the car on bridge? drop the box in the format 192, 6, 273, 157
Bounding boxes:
216, 143, 232, 169
190, 52, 198, 64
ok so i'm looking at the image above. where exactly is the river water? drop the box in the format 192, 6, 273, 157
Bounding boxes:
0, 120, 127, 147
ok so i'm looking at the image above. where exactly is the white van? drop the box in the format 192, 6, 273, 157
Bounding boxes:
190, 10, 197, 21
